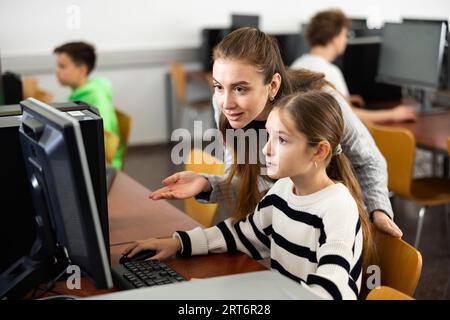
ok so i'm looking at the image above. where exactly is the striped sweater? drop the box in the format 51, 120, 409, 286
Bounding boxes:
176, 178, 363, 300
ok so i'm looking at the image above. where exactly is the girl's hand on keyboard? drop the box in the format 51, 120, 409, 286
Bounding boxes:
122, 238, 182, 260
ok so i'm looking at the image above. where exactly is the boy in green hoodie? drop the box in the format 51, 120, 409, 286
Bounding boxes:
54, 42, 123, 169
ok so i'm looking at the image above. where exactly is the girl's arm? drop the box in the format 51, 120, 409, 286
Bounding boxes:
174, 196, 273, 259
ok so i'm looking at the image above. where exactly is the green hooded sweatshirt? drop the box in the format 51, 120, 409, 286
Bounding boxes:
69, 77, 123, 169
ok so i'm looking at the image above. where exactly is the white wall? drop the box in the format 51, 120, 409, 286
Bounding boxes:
1, 0, 449, 144
1, 0, 449, 55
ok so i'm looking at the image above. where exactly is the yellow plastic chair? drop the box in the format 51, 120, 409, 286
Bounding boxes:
374, 231, 422, 296
22, 76, 53, 104
448, 137, 450, 154
169, 63, 211, 108
115, 108, 133, 168
368, 124, 450, 248
366, 286, 414, 300
104, 131, 120, 165
184, 149, 224, 227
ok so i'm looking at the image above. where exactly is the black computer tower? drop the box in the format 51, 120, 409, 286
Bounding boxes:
0, 101, 110, 273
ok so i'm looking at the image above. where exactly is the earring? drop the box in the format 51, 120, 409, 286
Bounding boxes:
269, 96, 274, 101
314, 161, 317, 168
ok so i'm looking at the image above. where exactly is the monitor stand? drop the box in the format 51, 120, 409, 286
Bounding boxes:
0, 247, 68, 300
407, 88, 450, 115
0, 175, 70, 299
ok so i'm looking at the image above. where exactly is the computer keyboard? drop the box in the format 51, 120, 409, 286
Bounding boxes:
111, 260, 186, 290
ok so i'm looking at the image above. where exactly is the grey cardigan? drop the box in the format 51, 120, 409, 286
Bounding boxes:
197, 88, 393, 224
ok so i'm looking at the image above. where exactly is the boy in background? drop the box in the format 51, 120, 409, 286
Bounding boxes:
54, 41, 123, 169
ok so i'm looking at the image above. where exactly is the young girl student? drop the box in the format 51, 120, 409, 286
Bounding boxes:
123, 90, 374, 300
150, 27, 402, 238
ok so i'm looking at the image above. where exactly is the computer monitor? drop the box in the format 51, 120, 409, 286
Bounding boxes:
377, 21, 447, 89
402, 18, 448, 29
351, 18, 367, 30
0, 101, 110, 276
200, 28, 230, 71
271, 33, 303, 66
231, 14, 260, 30
402, 18, 449, 89
0, 98, 112, 299
342, 39, 402, 103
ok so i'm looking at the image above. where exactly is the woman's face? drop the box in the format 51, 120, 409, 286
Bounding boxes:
212, 58, 279, 129
262, 108, 316, 180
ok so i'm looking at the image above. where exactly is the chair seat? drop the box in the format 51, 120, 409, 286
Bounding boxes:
409, 177, 450, 205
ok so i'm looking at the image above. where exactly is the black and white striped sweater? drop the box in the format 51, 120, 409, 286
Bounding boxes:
175, 178, 363, 300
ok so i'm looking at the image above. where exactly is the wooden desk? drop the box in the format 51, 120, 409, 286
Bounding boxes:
384, 109, 450, 154
108, 172, 200, 245
367, 100, 450, 153
41, 172, 266, 298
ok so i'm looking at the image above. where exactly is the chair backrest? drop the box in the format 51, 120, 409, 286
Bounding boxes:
184, 149, 224, 227
115, 108, 133, 166
169, 63, 187, 105
367, 124, 416, 197
366, 286, 414, 300
104, 131, 120, 165
447, 137, 450, 155
374, 231, 422, 296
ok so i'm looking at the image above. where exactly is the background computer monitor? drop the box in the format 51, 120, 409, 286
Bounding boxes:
200, 28, 230, 71
402, 18, 449, 89
231, 14, 260, 30
377, 21, 447, 89
0, 98, 113, 298
271, 33, 303, 66
402, 18, 448, 29
350, 18, 367, 29
342, 39, 402, 102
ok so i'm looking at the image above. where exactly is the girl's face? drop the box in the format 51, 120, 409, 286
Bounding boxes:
212, 58, 280, 129
262, 109, 317, 179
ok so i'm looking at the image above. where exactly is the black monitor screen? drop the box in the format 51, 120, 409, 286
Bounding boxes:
342, 40, 402, 102
271, 33, 303, 66
377, 22, 447, 89
231, 14, 259, 29
19, 98, 113, 289
351, 18, 367, 30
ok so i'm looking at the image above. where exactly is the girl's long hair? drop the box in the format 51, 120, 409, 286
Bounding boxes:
275, 90, 375, 270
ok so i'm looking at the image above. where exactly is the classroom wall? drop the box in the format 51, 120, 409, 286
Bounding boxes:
1, 0, 449, 144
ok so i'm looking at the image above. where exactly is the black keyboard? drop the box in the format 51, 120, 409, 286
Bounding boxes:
111, 260, 186, 289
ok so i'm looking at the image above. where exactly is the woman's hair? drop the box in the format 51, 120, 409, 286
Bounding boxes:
213, 27, 293, 222
275, 90, 374, 269
306, 9, 351, 47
